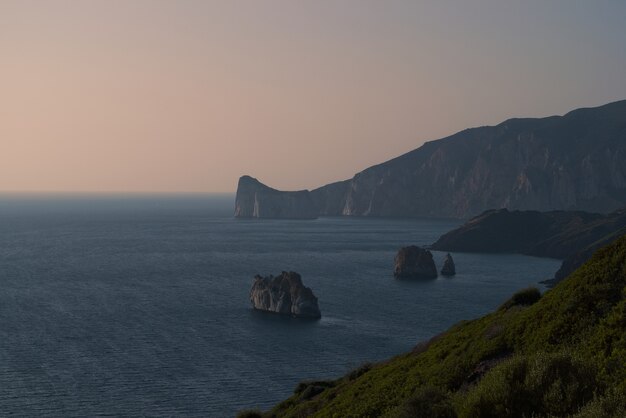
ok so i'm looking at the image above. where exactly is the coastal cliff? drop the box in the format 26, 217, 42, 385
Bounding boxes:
430, 208, 603, 257
234, 176, 318, 219
431, 206, 626, 285
235, 100, 626, 219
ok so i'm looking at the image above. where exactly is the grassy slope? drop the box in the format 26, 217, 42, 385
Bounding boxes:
261, 235, 626, 418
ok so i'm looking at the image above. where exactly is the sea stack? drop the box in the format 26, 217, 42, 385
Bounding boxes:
249, 271, 321, 319
393, 246, 438, 279
441, 253, 456, 276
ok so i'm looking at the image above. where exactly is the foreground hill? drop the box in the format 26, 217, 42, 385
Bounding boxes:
431, 206, 626, 285
247, 235, 626, 417
236, 100, 626, 219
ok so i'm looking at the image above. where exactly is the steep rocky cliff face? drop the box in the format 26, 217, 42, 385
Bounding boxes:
234, 176, 318, 219
309, 180, 350, 216
236, 100, 626, 219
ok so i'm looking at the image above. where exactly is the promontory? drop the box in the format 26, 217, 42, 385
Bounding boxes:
235, 100, 626, 219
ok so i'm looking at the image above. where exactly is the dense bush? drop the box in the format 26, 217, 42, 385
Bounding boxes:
573, 389, 626, 418
293, 379, 335, 395
397, 386, 456, 418
347, 362, 373, 381
235, 409, 263, 418
293, 379, 336, 402
499, 287, 541, 310
300, 384, 326, 400
460, 352, 598, 417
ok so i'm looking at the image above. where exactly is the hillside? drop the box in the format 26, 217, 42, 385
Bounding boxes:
431, 207, 626, 285
430, 208, 602, 257
244, 235, 626, 417
236, 100, 626, 219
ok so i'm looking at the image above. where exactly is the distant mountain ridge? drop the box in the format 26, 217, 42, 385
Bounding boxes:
236, 100, 626, 219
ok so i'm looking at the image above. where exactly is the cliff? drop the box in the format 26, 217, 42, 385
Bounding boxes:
234, 176, 318, 219
430, 208, 603, 257
236, 100, 626, 219
549, 208, 626, 284
431, 206, 626, 286
256, 236, 626, 417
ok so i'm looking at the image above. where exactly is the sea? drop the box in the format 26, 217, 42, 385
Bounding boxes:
0, 194, 561, 416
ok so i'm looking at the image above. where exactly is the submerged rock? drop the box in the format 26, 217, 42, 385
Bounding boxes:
393, 246, 438, 279
441, 253, 456, 276
249, 271, 321, 318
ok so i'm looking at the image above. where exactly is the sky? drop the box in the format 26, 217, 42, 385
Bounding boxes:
2, 1, 626, 193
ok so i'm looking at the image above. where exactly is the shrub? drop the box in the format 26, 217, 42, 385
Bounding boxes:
294, 379, 335, 401
236, 409, 263, 418
412, 331, 447, 355
573, 389, 626, 418
301, 384, 327, 400
397, 385, 456, 418
460, 351, 598, 417
499, 287, 541, 310
347, 362, 373, 381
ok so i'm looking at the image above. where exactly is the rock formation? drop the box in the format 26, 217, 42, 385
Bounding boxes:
432, 206, 626, 286
234, 176, 318, 219
393, 246, 438, 279
549, 219, 626, 286
236, 100, 626, 219
249, 271, 321, 318
431, 208, 603, 256
441, 253, 456, 276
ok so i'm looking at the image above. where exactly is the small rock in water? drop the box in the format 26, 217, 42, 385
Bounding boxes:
393, 246, 438, 279
441, 253, 456, 276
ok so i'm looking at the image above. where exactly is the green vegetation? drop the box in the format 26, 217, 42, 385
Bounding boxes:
460, 352, 598, 417
498, 287, 541, 310
236, 409, 263, 418
247, 235, 626, 417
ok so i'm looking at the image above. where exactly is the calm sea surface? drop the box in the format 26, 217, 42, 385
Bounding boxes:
0, 195, 560, 416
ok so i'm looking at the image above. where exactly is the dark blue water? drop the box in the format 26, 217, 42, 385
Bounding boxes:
0, 195, 560, 416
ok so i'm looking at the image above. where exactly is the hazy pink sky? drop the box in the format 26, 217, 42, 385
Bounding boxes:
2, 1, 625, 193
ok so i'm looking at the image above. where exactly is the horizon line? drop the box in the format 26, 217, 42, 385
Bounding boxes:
0, 191, 236, 196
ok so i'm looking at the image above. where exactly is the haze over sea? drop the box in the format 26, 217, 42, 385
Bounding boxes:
0, 195, 560, 416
